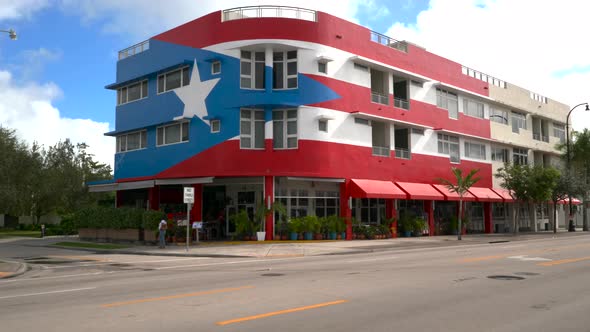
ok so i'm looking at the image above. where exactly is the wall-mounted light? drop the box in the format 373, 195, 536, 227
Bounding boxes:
267, 195, 271, 210
348, 196, 352, 210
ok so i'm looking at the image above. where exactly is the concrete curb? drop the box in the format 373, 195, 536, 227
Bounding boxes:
47, 245, 250, 258
0, 260, 28, 279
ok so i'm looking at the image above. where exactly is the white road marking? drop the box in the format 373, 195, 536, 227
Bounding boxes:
508, 255, 552, 262
0, 272, 104, 283
154, 257, 303, 270
0, 287, 96, 300
346, 256, 399, 263
501, 245, 526, 249
43, 256, 211, 269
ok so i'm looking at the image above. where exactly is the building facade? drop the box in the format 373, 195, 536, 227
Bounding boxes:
90, 6, 579, 239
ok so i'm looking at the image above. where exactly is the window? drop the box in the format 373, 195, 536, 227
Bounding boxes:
463, 99, 484, 119
530, 91, 547, 103
240, 50, 265, 89
490, 108, 508, 125
157, 67, 189, 94
513, 147, 528, 165
156, 121, 189, 146
116, 130, 147, 152
553, 123, 565, 143
315, 191, 339, 218
438, 133, 460, 163
464, 142, 486, 160
436, 88, 458, 119
211, 61, 221, 75
511, 112, 526, 133
289, 189, 309, 218
359, 198, 385, 224
240, 109, 265, 149
411, 128, 424, 135
211, 120, 220, 133
318, 62, 327, 74
353, 63, 369, 71
273, 51, 298, 89
273, 109, 298, 149
493, 203, 507, 219
354, 118, 370, 125
491, 146, 509, 162
117, 80, 148, 105
318, 119, 328, 132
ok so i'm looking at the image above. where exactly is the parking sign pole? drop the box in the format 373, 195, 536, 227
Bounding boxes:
186, 203, 191, 252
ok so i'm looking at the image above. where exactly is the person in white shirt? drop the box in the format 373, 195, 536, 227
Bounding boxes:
159, 219, 168, 248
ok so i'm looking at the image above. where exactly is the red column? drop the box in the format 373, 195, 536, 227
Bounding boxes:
424, 200, 434, 236
148, 186, 160, 210
340, 180, 352, 240
115, 191, 123, 208
264, 176, 274, 240
484, 202, 493, 233
190, 184, 203, 222
385, 199, 398, 238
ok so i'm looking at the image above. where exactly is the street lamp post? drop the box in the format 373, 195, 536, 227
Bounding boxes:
565, 102, 590, 232
0, 29, 17, 40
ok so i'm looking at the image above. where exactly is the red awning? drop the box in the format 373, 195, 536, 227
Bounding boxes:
558, 197, 582, 205
491, 188, 515, 203
350, 179, 408, 199
395, 182, 445, 201
467, 187, 504, 202
431, 184, 476, 202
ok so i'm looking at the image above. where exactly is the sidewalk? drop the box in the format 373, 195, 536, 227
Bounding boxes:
48, 230, 590, 259
0, 259, 28, 279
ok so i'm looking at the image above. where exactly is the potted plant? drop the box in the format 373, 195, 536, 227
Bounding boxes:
399, 215, 414, 237
413, 217, 427, 237
232, 210, 254, 240
288, 217, 304, 240
254, 201, 287, 241
301, 215, 320, 240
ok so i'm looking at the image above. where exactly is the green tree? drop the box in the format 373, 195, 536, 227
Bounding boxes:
438, 168, 480, 240
550, 168, 586, 233
496, 164, 559, 233
570, 129, 590, 231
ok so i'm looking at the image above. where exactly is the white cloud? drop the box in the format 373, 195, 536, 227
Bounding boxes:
0, 0, 51, 21
0, 70, 114, 168
58, 0, 364, 42
384, 0, 590, 131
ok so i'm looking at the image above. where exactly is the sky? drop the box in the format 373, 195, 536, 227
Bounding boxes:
0, 0, 588, 169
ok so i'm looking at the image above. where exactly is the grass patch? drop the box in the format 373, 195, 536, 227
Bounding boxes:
0, 230, 41, 238
53, 242, 129, 250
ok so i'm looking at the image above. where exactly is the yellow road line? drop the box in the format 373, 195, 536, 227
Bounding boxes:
216, 300, 348, 326
538, 256, 590, 267
460, 255, 506, 263
101, 285, 254, 308
0, 272, 11, 277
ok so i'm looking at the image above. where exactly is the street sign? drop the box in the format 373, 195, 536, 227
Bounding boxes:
183, 187, 194, 204
192, 222, 203, 229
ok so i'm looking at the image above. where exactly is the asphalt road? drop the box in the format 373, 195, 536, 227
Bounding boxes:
2, 235, 590, 331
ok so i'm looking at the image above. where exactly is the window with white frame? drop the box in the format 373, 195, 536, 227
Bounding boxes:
240, 50, 265, 89
513, 147, 528, 165
463, 99, 484, 119
240, 109, 265, 149
273, 109, 297, 149
157, 121, 189, 146
490, 108, 508, 125
315, 191, 339, 218
157, 67, 189, 94
436, 88, 458, 119
210, 120, 220, 133
464, 141, 486, 160
493, 203, 507, 219
354, 118, 370, 125
116, 130, 147, 152
438, 133, 460, 163
511, 112, 527, 133
318, 61, 327, 74
491, 146, 509, 162
318, 119, 328, 132
358, 198, 386, 224
553, 123, 565, 143
211, 61, 221, 75
273, 50, 298, 89
289, 189, 309, 217
117, 80, 148, 105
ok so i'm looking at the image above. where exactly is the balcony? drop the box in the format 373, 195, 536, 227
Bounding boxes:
394, 97, 410, 110
533, 133, 550, 143
395, 148, 410, 159
222, 6, 317, 22
118, 40, 149, 60
370, 31, 408, 53
371, 91, 389, 105
372, 146, 390, 157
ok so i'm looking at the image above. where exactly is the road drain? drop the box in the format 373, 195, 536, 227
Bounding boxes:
487, 275, 525, 280
261, 273, 284, 277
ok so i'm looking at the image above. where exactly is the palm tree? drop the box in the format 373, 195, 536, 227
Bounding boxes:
438, 168, 480, 240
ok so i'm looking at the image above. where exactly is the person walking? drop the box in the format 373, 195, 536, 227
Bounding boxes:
159, 218, 168, 248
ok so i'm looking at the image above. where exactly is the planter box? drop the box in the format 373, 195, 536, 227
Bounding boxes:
78, 228, 97, 241
144, 230, 158, 243
110, 229, 140, 242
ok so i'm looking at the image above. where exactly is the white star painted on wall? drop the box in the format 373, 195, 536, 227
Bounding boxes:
173, 59, 220, 125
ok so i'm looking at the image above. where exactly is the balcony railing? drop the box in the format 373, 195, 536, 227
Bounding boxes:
394, 97, 410, 110
395, 148, 410, 159
222, 6, 317, 22
371, 91, 389, 105
541, 135, 549, 143
370, 31, 408, 53
533, 133, 540, 141
118, 40, 149, 60
372, 146, 390, 157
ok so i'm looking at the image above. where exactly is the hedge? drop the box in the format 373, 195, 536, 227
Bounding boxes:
74, 206, 165, 230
